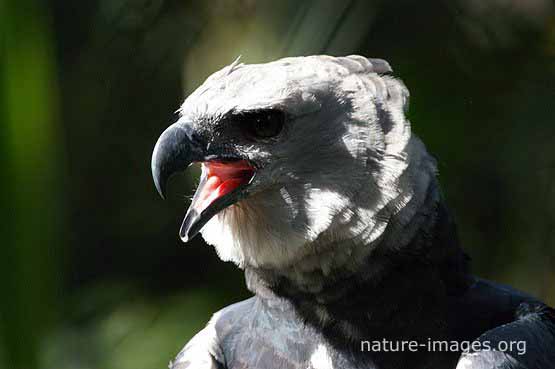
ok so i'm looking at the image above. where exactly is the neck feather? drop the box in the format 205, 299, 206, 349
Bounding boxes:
245, 180, 471, 341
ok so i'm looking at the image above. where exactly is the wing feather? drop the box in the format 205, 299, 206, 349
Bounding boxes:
456, 303, 555, 369
170, 312, 226, 369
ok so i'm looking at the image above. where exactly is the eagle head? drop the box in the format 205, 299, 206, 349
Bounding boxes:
152, 55, 437, 271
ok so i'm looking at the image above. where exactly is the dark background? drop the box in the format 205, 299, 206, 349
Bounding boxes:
1, 1, 554, 368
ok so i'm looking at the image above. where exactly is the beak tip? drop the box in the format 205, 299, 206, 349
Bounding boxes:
154, 179, 167, 200
157, 190, 167, 201
180, 227, 194, 243
151, 164, 167, 200
180, 209, 201, 243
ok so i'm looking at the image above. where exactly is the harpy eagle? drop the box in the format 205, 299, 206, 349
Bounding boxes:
151, 55, 555, 369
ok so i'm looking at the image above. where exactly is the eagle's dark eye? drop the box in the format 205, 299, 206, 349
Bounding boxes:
238, 109, 285, 139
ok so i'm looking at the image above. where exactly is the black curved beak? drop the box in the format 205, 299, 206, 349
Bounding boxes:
151, 122, 203, 200
151, 121, 255, 242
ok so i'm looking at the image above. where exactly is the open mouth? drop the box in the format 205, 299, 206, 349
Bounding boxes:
180, 159, 256, 241
150, 122, 258, 242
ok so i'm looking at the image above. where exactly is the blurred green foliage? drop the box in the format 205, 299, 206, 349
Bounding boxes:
1, 0, 554, 368
1, 1, 62, 368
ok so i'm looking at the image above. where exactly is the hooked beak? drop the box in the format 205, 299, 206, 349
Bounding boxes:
151, 121, 256, 242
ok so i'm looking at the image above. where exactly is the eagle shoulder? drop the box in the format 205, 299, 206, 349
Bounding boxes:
169, 297, 257, 369
169, 312, 224, 369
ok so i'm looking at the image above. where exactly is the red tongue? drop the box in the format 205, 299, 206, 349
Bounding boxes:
196, 160, 255, 212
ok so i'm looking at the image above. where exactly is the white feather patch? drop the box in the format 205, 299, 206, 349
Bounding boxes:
310, 344, 334, 369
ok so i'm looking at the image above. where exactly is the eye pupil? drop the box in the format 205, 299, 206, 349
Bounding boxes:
239, 109, 285, 139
